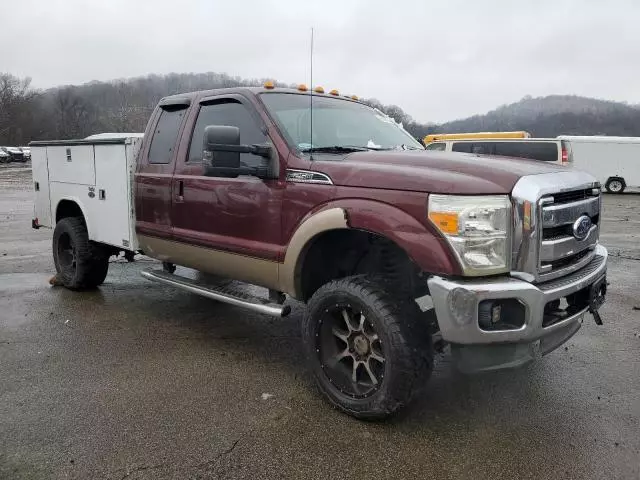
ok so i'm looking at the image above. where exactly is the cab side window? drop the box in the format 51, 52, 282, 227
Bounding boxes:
470, 142, 494, 154
452, 142, 494, 154
452, 142, 472, 153
493, 142, 558, 161
425, 142, 446, 151
188, 100, 268, 167
148, 107, 186, 164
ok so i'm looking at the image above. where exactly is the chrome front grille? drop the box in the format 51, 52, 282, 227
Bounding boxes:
511, 171, 602, 283
538, 192, 600, 281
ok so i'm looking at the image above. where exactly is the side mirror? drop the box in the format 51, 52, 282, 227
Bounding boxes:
203, 125, 241, 174
202, 125, 275, 178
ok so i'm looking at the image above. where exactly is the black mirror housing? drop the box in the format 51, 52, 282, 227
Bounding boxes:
202, 124, 276, 179
203, 125, 241, 173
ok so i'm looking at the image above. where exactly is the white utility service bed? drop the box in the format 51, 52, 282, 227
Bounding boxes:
30, 134, 143, 251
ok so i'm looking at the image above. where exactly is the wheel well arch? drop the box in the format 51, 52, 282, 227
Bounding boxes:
54, 199, 93, 239
55, 199, 86, 223
293, 228, 425, 302
281, 203, 459, 301
606, 176, 626, 186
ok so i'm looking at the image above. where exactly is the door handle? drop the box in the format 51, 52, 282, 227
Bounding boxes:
176, 180, 184, 202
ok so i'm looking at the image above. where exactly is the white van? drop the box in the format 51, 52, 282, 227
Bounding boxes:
557, 136, 640, 193
425, 138, 570, 165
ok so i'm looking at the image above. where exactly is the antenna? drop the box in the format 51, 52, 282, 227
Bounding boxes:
310, 27, 314, 156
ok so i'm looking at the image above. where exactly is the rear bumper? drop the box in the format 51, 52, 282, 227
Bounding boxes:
427, 244, 607, 373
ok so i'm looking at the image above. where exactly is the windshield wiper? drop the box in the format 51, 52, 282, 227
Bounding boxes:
300, 145, 371, 154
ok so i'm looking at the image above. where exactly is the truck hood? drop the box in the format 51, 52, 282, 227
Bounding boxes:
311, 150, 568, 194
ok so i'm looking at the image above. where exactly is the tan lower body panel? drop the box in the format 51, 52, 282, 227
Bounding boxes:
138, 206, 347, 299
138, 235, 281, 291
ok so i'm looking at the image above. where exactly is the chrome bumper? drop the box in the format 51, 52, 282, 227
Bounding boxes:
427, 244, 607, 373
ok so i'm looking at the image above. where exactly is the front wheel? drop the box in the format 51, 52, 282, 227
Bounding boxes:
52, 217, 110, 289
302, 275, 433, 419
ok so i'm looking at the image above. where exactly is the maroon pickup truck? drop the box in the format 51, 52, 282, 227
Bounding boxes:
32, 84, 608, 419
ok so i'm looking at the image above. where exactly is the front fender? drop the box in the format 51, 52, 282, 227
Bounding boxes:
280, 200, 461, 299
340, 199, 461, 276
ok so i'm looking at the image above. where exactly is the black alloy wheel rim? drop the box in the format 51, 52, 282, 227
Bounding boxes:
316, 303, 386, 398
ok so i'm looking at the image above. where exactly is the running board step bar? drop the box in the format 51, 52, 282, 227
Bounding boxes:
140, 269, 291, 318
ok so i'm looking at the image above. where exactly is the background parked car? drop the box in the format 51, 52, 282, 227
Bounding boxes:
424, 137, 569, 165
19, 147, 31, 161
0, 146, 26, 162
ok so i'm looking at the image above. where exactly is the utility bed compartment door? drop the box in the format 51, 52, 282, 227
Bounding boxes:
47, 145, 95, 185
87, 144, 137, 250
31, 146, 52, 228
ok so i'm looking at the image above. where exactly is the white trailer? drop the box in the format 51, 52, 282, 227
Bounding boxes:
558, 135, 640, 193
30, 134, 143, 251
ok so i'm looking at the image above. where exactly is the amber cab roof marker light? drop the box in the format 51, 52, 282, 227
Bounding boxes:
263, 81, 275, 89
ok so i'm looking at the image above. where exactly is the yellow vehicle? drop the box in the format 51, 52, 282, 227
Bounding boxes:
423, 131, 531, 144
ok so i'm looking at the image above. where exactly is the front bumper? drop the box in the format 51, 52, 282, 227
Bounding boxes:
428, 244, 607, 373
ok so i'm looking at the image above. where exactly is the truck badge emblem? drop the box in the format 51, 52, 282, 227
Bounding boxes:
573, 215, 592, 240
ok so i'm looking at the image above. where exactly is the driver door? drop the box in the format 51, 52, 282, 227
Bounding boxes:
171, 96, 284, 267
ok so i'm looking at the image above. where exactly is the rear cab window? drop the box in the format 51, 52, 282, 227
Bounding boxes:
148, 106, 188, 164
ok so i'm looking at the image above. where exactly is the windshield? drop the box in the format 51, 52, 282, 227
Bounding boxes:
260, 93, 423, 153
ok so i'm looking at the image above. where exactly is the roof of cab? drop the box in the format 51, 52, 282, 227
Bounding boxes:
159, 87, 361, 105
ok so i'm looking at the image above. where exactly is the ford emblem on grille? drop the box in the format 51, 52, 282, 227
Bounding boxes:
573, 215, 592, 240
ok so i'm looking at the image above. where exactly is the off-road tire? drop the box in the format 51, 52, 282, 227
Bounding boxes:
86, 249, 110, 286
302, 275, 433, 420
52, 217, 109, 289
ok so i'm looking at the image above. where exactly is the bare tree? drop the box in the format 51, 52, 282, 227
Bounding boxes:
0, 73, 38, 145
52, 87, 97, 138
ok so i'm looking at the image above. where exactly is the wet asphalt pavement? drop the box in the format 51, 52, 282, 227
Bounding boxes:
1, 165, 639, 479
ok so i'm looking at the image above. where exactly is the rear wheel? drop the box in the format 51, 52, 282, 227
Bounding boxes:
302, 275, 433, 419
52, 217, 110, 289
87, 249, 110, 286
605, 178, 625, 194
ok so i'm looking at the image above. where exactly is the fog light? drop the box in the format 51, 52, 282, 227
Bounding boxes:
491, 304, 501, 324
478, 299, 526, 331
448, 288, 477, 326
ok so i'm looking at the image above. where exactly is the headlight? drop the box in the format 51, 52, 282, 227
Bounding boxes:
428, 195, 510, 275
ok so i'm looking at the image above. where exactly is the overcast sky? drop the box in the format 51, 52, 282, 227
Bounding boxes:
1, 0, 639, 123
